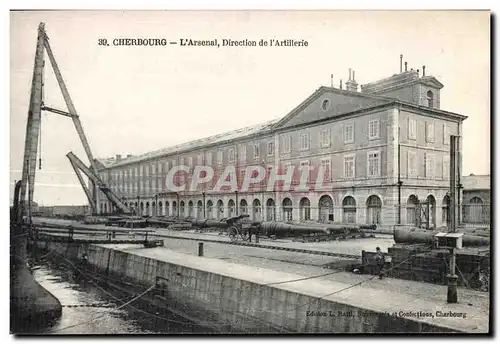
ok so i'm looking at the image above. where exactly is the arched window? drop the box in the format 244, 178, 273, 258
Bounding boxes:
266, 198, 275, 221
228, 199, 235, 217
172, 201, 177, 216
342, 196, 356, 224
179, 201, 185, 217
427, 90, 434, 108
206, 200, 213, 220
197, 200, 203, 219
216, 200, 224, 219
318, 195, 334, 222
158, 201, 163, 216
252, 199, 262, 221
188, 200, 194, 217
282, 198, 293, 222
406, 195, 419, 226
299, 198, 311, 221
240, 199, 248, 215
366, 195, 382, 225
165, 201, 170, 216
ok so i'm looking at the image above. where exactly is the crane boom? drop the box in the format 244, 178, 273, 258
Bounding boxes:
43, 36, 98, 174
67, 152, 131, 214
68, 157, 96, 210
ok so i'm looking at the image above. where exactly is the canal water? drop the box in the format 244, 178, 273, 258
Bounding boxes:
26, 258, 215, 334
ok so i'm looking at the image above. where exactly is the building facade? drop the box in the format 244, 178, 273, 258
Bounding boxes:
92, 67, 467, 228
461, 174, 490, 225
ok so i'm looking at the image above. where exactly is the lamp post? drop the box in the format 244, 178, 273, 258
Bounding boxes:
202, 192, 206, 219
235, 191, 238, 216
176, 193, 180, 217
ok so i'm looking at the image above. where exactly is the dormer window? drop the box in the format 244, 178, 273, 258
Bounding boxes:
427, 90, 434, 108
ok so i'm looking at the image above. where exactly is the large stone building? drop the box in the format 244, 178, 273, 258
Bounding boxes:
93, 66, 467, 228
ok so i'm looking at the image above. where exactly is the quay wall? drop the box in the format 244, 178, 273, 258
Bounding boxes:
40, 241, 464, 333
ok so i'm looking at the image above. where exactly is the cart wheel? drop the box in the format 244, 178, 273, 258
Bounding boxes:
241, 231, 249, 241
228, 226, 238, 242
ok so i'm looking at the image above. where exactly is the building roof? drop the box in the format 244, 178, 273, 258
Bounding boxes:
97, 73, 465, 170
101, 119, 279, 168
462, 174, 490, 190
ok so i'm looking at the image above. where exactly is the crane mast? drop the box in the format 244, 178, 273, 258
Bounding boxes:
19, 23, 46, 221
19, 23, 132, 217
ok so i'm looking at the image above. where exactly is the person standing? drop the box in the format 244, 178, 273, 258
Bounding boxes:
375, 247, 385, 279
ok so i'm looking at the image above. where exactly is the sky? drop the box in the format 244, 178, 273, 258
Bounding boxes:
9, 10, 491, 206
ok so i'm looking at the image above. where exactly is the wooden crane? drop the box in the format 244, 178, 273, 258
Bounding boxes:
18, 22, 132, 221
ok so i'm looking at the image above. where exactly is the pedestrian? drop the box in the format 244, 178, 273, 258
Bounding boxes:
375, 247, 385, 279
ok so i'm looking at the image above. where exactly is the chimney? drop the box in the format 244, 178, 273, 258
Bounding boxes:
116, 154, 122, 161
422, 65, 426, 77
417, 69, 420, 77
345, 68, 358, 92
405, 61, 408, 72
339, 79, 343, 90
400, 54, 403, 73
330, 74, 334, 88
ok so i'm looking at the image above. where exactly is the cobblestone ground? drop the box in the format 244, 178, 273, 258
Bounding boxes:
140, 237, 490, 312
154, 229, 395, 256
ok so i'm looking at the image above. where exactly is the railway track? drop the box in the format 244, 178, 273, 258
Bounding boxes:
154, 233, 362, 259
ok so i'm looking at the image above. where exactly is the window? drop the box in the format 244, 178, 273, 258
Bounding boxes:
300, 160, 310, 167
344, 154, 355, 178
408, 118, 417, 140
171, 160, 176, 167
228, 148, 235, 163
143, 165, 148, 177
206, 153, 212, 165
197, 154, 203, 165
164, 161, 169, 171
426, 122, 435, 143
240, 170, 246, 182
320, 129, 331, 147
443, 124, 450, 145
427, 90, 434, 108
407, 151, 417, 177
188, 157, 193, 166
283, 136, 292, 153
300, 133, 310, 151
368, 120, 380, 139
240, 145, 247, 162
344, 124, 354, 143
158, 162, 162, 174
367, 151, 381, 177
443, 155, 450, 180
267, 142, 274, 156
321, 158, 331, 181
151, 164, 156, 176
253, 143, 260, 159
425, 153, 435, 179
217, 150, 223, 164
321, 99, 331, 111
